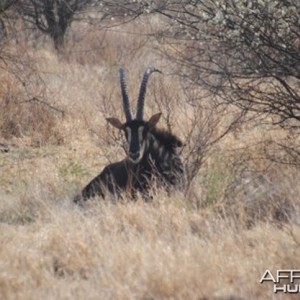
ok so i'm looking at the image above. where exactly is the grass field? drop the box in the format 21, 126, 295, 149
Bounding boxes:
0, 18, 300, 300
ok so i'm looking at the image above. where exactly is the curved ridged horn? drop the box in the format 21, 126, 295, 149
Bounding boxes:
136, 67, 162, 120
119, 68, 132, 122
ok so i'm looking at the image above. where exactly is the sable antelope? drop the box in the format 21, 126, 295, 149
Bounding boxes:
74, 67, 184, 203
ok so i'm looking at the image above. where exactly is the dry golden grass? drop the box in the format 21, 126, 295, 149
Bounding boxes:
1, 191, 300, 299
1, 18, 300, 299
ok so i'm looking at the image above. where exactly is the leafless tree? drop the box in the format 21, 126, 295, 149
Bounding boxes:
7, 0, 146, 49
11, 0, 96, 49
136, 0, 300, 128
122, 0, 300, 166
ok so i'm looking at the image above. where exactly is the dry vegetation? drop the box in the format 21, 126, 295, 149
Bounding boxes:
1, 17, 300, 300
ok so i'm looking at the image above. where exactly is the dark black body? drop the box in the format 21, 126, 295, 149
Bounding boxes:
74, 127, 184, 203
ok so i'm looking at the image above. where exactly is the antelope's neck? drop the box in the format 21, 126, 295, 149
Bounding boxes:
146, 134, 169, 163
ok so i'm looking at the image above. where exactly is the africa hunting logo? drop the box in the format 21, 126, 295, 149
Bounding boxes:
260, 270, 300, 293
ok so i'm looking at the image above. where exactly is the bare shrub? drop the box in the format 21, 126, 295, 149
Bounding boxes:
193, 141, 298, 228
0, 49, 64, 146
0, 86, 56, 144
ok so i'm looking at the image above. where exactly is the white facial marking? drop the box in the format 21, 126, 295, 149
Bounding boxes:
139, 141, 146, 159
129, 141, 145, 164
129, 157, 140, 164
125, 127, 132, 144
127, 126, 147, 164
138, 126, 144, 145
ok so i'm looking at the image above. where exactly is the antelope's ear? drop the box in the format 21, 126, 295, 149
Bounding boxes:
148, 112, 162, 128
106, 117, 124, 129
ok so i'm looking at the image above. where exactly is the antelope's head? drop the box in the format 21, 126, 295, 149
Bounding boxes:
107, 67, 162, 164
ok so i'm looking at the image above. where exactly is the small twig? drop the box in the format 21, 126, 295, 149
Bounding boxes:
20, 97, 65, 116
